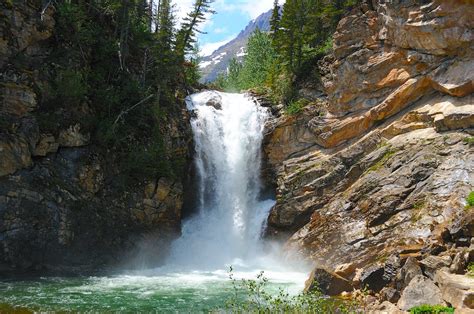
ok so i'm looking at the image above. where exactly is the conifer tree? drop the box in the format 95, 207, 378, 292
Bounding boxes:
176, 0, 215, 56
269, 0, 280, 45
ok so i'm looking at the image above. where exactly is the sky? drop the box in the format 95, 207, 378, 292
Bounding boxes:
172, 0, 279, 56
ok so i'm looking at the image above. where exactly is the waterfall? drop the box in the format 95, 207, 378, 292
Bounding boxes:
166, 91, 275, 270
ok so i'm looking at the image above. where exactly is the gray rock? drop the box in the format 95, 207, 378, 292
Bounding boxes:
397, 275, 446, 311
397, 257, 423, 290
420, 255, 452, 278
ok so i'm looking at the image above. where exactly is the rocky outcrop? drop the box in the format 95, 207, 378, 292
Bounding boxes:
263, 0, 474, 311
0, 1, 192, 274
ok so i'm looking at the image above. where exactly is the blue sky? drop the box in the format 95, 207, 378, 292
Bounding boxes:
173, 0, 279, 56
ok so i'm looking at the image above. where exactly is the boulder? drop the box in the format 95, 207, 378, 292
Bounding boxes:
397, 257, 422, 290
450, 251, 468, 275
434, 270, 474, 310
397, 275, 446, 311
304, 267, 353, 296
420, 255, 452, 278
360, 264, 388, 292
379, 286, 400, 303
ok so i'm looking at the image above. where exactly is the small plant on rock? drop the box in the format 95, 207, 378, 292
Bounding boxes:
467, 262, 474, 277
224, 266, 358, 313
466, 191, 474, 209
409, 304, 454, 314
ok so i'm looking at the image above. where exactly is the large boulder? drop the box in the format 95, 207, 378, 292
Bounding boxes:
397, 275, 446, 311
434, 270, 474, 310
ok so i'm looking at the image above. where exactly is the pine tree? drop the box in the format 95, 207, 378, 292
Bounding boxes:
176, 0, 215, 56
269, 0, 280, 45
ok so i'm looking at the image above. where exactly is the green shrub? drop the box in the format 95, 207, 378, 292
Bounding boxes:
223, 267, 357, 313
467, 262, 474, 277
410, 304, 454, 314
285, 98, 310, 115
466, 191, 474, 208
463, 136, 474, 146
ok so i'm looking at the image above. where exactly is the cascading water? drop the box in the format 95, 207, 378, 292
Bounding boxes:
0, 91, 308, 312
166, 91, 275, 270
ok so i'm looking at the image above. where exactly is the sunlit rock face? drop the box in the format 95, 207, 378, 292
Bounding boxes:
263, 0, 473, 308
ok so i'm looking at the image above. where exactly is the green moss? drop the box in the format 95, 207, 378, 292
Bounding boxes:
366, 148, 397, 173
410, 304, 454, 314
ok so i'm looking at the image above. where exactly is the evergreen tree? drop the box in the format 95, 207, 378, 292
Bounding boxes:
176, 0, 215, 56
269, 0, 280, 45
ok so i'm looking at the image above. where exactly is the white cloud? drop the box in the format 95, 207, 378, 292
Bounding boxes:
214, 27, 228, 34
200, 34, 236, 56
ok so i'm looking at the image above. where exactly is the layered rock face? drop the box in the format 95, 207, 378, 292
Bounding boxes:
0, 2, 191, 274
264, 0, 473, 310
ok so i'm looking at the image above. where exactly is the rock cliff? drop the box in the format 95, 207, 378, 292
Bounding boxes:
0, 2, 192, 274
264, 0, 473, 310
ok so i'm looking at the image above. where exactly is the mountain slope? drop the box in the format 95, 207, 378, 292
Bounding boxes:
199, 9, 272, 83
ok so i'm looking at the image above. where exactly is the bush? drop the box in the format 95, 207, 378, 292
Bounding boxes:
467, 262, 474, 277
410, 304, 454, 314
285, 98, 310, 115
224, 267, 357, 313
466, 191, 474, 208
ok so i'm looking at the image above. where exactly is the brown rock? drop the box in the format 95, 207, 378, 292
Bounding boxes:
451, 251, 468, 275
0, 83, 37, 117
305, 267, 353, 296
0, 134, 32, 177
334, 262, 356, 278
33, 134, 58, 156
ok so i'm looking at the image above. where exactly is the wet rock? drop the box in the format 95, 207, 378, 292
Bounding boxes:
305, 267, 353, 296
397, 275, 445, 311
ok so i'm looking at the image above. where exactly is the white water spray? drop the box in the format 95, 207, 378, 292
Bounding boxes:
166, 91, 275, 270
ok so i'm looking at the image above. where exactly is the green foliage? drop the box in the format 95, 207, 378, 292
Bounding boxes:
409, 304, 454, 314
37, 0, 210, 184
52, 69, 88, 106
463, 136, 474, 146
285, 98, 310, 115
214, 0, 356, 108
217, 30, 276, 92
467, 262, 474, 277
466, 191, 474, 208
224, 267, 357, 313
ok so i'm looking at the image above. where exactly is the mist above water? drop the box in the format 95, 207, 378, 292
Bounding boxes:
165, 91, 276, 271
